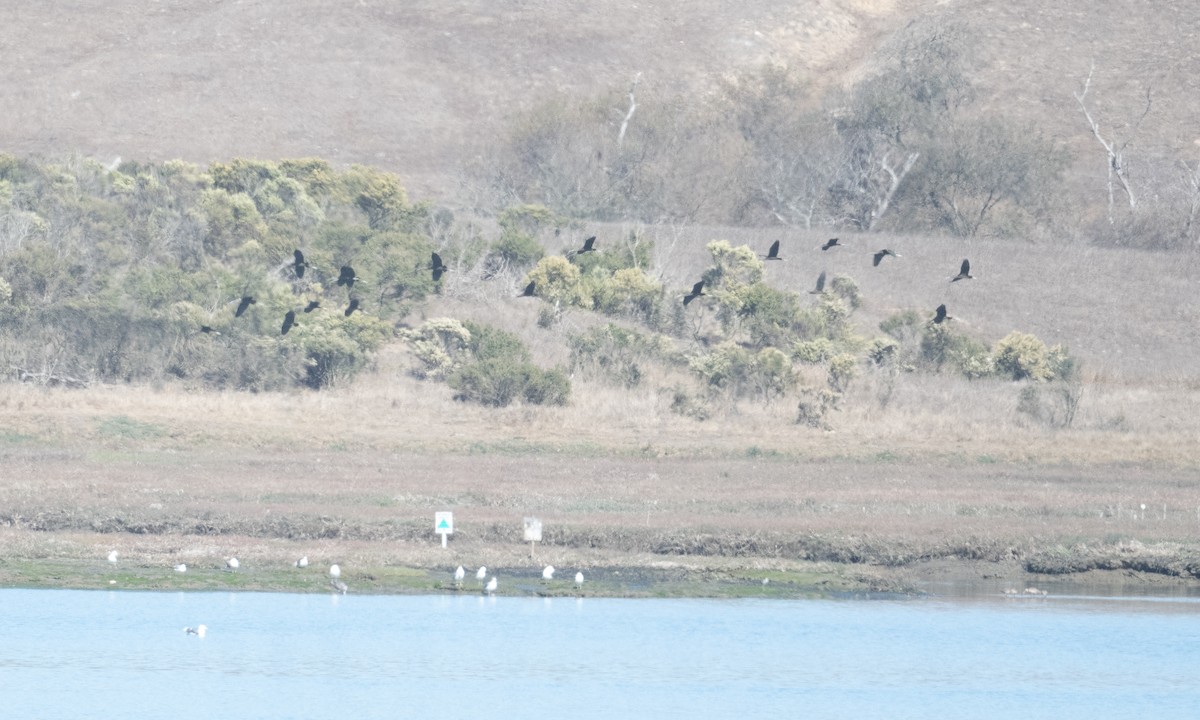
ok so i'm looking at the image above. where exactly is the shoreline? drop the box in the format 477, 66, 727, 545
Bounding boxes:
3, 554, 1197, 600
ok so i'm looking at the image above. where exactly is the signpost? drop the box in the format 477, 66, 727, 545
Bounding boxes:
523, 517, 542, 559
435, 511, 454, 548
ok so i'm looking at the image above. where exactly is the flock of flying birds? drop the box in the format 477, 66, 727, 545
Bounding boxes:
680, 236, 975, 326
200, 249, 453, 337
201, 234, 973, 337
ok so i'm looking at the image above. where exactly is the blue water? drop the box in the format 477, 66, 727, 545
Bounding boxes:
1, 589, 1197, 719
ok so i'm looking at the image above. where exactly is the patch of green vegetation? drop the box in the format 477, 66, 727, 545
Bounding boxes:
744, 446, 784, 459
0, 431, 36, 444
0, 558, 891, 598
96, 416, 165, 440
872, 450, 902, 463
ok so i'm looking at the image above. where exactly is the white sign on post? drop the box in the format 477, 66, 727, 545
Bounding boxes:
524, 517, 542, 558
435, 511, 454, 548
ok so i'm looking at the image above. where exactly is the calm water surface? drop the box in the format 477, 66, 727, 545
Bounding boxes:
2, 589, 1197, 719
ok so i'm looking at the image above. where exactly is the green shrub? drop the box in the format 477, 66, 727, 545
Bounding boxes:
827, 353, 858, 393
525, 256, 588, 307
491, 204, 558, 269
439, 320, 571, 407
585, 267, 663, 326
793, 337, 835, 364
796, 387, 840, 429
401, 318, 472, 379
993, 331, 1052, 381
449, 358, 570, 407
920, 323, 991, 376
688, 342, 796, 405
829, 274, 862, 310
462, 320, 530, 363
866, 337, 900, 365
568, 323, 672, 388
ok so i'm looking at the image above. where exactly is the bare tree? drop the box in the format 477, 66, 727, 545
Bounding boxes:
1074, 61, 1152, 223
617, 73, 642, 146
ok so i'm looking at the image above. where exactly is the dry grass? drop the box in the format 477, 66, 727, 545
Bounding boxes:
2, 378, 1198, 586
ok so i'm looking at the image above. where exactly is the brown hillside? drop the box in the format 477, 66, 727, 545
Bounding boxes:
4, 1, 1197, 204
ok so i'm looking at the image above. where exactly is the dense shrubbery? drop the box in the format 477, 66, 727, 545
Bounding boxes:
448, 321, 570, 407
0, 147, 1080, 426
400, 317, 570, 407
0, 155, 429, 389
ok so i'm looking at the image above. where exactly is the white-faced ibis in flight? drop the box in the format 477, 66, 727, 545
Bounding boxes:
683, 280, 705, 306
344, 298, 360, 317
281, 310, 297, 335
234, 296, 255, 317
337, 265, 360, 288
951, 259, 974, 282
519, 280, 536, 298
200, 325, 220, 335
303, 300, 321, 313
576, 236, 597, 254
873, 249, 900, 266
763, 240, 783, 261
820, 238, 841, 251
933, 304, 952, 324
431, 252, 449, 281
293, 249, 310, 278
808, 271, 827, 294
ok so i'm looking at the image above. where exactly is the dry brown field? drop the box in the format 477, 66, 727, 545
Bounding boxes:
2, 355, 1198, 596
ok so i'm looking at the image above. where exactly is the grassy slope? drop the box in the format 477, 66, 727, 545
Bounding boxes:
3, 1, 1198, 202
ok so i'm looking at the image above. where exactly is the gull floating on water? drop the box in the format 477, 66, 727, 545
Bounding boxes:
294, 556, 308, 569
174, 564, 187, 573
485, 576, 498, 595
107, 550, 119, 564
184, 625, 207, 638
226, 558, 239, 570
330, 564, 341, 578
542, 565, 555, 580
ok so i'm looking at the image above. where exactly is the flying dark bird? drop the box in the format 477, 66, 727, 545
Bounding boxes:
199, 325, 220, 335
234, 296, 255, 317
337, 265, 360, 288
872, 249, 900, 266
951, 259, 974, 282
576, 236, 597, 254
281, 310, 297, 335
763, 240, 783, 261
292, 249, 310, 278
519, 280, 536, 298
820, 238, 841, 251
431, 252, 449, 282
933, 304, 952, 324
683, 280, 705, 306
303, 300, 321, 313
808, 271, 827, 294
344, 298, 360, 317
